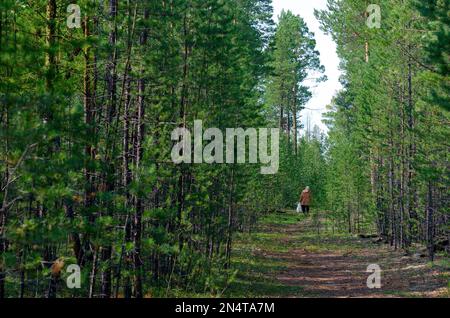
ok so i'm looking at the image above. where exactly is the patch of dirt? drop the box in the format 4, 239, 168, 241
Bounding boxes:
257, 219, 449, 298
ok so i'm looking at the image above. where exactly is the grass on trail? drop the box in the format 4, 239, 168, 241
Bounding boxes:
225, 211, 450, 298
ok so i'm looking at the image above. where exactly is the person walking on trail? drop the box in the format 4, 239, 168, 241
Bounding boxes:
299, 186, 312, 215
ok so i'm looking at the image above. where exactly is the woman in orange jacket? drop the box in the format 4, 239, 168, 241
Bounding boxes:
299, 186, 312, 215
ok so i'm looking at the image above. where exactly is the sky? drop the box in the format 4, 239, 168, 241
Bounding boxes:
272, 0, 342, 133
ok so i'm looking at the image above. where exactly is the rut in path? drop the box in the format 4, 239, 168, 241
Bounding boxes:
253, 214, 448, 298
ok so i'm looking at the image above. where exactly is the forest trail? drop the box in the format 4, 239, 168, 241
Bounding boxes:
228, 212, 449, 298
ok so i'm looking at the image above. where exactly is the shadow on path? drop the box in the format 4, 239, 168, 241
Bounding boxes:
228, 212, 449, 298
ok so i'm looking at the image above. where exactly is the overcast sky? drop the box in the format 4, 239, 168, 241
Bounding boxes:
272, 0, 342, 133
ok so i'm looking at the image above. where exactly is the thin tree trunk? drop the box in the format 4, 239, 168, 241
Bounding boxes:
225, 169, 235, 269
45, 0, 57, 92
427, 181, 434, 261
133, 6, 150, 299
0, 104, 8, 299
293, 85, 298, 155
122, 62, 132, 298
407, 51, 417, 243
100, 0, 119, 299
44, 0, 58, 299
88, 247, 99, 298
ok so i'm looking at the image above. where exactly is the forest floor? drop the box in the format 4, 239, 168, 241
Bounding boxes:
226, 212, 450, 298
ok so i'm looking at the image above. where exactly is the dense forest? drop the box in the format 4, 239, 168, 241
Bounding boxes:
0, 0, 448, 298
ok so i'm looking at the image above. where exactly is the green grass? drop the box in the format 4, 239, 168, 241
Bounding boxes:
225, 250, 303, 297
258, 212, 303, 226
224, 211, 450, 298
224, 211, 361, 297
223, 212, 304, 297
382, 290, 418, 298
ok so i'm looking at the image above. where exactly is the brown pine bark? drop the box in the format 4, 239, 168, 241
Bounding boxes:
44, 0, 58, 299
133, 6, 150, 299
427, 182, 435, 261
225, 169, 235, 269
100, 0, 119, 298
293, 85, 298, 155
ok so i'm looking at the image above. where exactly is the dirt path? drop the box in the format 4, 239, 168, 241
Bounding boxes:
229, 213, 449, 298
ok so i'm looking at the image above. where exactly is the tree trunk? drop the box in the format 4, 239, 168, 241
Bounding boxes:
427, 182, 434, 261
293, 85, 298, 155
133, 6, 150, 299
225, 169, 235, 269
